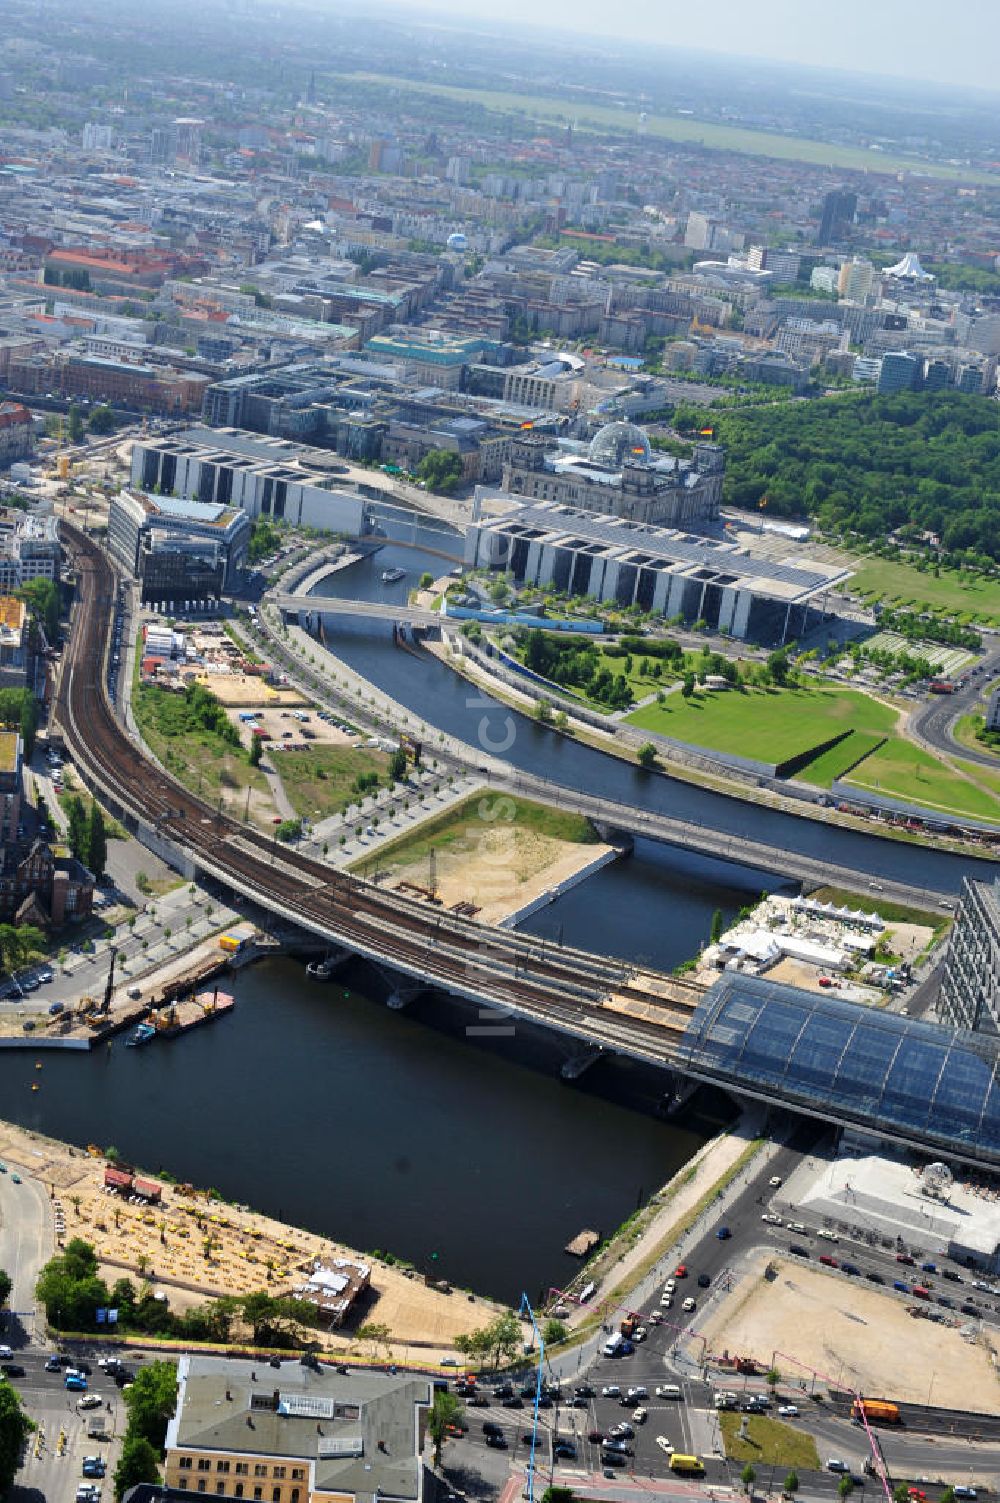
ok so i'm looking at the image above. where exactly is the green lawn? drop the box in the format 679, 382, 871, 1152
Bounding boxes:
134, 684, 275, 826
847, 556, 1000, 625
845, 738, 1000, 822
350, 792, 596, 878
718, 1412, 820, 1470
270, 744, 390, 822
626, 685, 897, 775
339, 73, 1000, 183
807, 885, 950, 937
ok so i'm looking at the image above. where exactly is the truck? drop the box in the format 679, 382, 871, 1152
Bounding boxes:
620, 1314, 640, 1338
852, 1398, 901, 1426
669, 1455, 705, 1475
603, 1331, 625, 1359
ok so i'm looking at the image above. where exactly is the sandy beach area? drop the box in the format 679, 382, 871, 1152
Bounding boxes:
0, 1119, 503, 1361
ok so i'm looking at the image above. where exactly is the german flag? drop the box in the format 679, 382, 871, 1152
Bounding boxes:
759, 496, 768, 509
520, 421, 534, 430
699, 426, 714, 437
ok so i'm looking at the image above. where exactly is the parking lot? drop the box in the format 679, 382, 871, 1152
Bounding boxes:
12, 1350, 128, 1503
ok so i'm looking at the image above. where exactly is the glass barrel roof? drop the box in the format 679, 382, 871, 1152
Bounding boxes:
676, 975, 1000, 1166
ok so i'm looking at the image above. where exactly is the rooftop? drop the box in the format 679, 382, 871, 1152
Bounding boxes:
0, 732, 20, 775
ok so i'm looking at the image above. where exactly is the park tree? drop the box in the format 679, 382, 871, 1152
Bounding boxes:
682, 672, 696, 698
0, 1270, 10, 1308
541, 1318, 567, 1347
18, 578, 60, 642
122, 1360, 178, 1449
540, 1491, 576, 1503
426, 1391, 465, 1467
784, 1474, 799, 1497
0, 924, 45, 978
88, 405, 117, 435
765, 1366, 781, 1391
636, 742, 658, 769
710, 909, 724, 944
67, 404, 84, 444
0, 1377, 33, 1496
114, 1434, 160, 1500
36, 1238, 110, 1329
838, 1477, 854, 1500
767, 649, 790, 686
248, 735, 262, 768
417, 448, 463, 495
741, 1464, 757, 1493
87, 803, 107, 878
894, 1487, 910, 1503
388, 747, 407, 782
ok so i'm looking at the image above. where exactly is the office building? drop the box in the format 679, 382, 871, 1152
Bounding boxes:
746, 246, 801, 283
163, 1353, 432, 1503
837, 257, 876, 302
501, 424, 724, 528
131, 430, 366, 534
817, 189, 857, 244
938, 879, 1000, 1034
107, 491, 251, 602
0, 515, 60, 594
466, 498, 850, 642
877, 351, 920, 394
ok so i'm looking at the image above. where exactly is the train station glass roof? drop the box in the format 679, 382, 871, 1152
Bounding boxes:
676, 975, 1000, 1166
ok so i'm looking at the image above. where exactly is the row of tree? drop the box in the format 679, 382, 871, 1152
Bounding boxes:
64, 795, 108, 877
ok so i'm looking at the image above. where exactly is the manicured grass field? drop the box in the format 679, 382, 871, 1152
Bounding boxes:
340, 73, 1000, 183
797, 730, 887, 787
626, 685, 897, 773
718, 1411, 820, 1470
845, 737, 1000, 822
270, 743, 389, 821
847, 556, 1000, 625
350, 792, 596, 878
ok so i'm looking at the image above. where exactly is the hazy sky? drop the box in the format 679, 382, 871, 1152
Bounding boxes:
394, 0, 1000, 94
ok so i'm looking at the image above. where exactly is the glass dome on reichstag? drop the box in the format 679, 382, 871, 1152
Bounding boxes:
588, 421, 652, 469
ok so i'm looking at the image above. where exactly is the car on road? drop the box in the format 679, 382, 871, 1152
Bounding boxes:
0, 1363, 24, 1377
83, 1460, 106, 1478
570, 1395, 589, 1408
717, 1225, 732, 1239
501, 1395, 523, 1408
660, 1293, 673, 1308
778, 1405, 799, 1417
77, 1395, 103, 1410
0, 1346, 11, 1361
485, 1433, 507, 1450
44, 1356, 61, 1372
682, 1297, 697, 1312
625, 1386, 648, 1402
632, 1408, 648, 1424
697, 1273, 711, 1288
827, 1460, 849, 1472
865, 1271, 885, 1284
77, 1488, 101, 1503
575, 1384, 595, 1398
896, 1252, 915, 1265
674, 1264, 688, 1278
908, 1490, 927, 1500
65, 1373, 87, 1390
610, 1422, 635, 1439
553, 1441, 576, 1459
953, 1488, 977, 1499
601, 1384, 622, 1399
663, 1278, 676, 1293
769, 1176, 783, 1187
656, 1437, 674, 1454
841, 1263, 861, 1277
587, 1430, 604, 1443
819, 1254, 839, 1268
761, 1213, 782, 1225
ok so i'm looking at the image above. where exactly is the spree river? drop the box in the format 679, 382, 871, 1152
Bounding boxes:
0, 954, 728, 1303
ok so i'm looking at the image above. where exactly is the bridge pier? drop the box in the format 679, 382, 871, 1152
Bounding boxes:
656, 1070, 700, 1117
561, 1045, 606, 1081
386, 984, 428, 1012
592, 824, 635, 853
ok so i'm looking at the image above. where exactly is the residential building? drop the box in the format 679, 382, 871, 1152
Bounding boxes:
0, 515, 61, 594
0, 596, 28, 689
501, 425, 724, 528
837, 257, 877, 302
467, 497, 850, 642
163, 1353, 432, 1503
938, 878, 1000, 1034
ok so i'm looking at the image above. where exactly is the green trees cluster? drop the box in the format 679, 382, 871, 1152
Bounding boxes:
88, 405, 117, 435
523, 630, 633, 710
18, 577, 60, 642
416, 448, 463, 495
0, 687, 38, 759
248, 517, 282, 563
112, 1361, 178, 1499
712, 390, 1000, 561
0, 923, 45, 978
453, 1310, 522, 1368
0, 1376, 33, 1498
876, 606, 980, 651
64, 796, 108, 876
143, 681, 241, 751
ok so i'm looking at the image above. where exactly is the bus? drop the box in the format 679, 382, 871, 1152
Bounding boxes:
670, 1455, 705, 1476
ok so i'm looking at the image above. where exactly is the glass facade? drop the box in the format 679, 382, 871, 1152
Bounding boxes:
677, 974, 1000, 1165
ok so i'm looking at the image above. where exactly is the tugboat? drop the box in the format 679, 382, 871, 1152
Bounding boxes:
306, 956, 334, 981
125, 1021, 156, 1047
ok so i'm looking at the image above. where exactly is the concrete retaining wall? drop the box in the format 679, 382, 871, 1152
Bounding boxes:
498, 846, 622, 929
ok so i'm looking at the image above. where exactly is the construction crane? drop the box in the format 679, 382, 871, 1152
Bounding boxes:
99, 946, 118, 1014
519, 1294, 545, 1503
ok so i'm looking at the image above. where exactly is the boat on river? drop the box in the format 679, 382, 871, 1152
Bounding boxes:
381, 567, 406, 583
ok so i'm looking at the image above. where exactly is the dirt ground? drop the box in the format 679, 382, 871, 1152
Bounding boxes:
764, 958, 882, 1005
699, 1250, 1000, 1411
0, 1120, 503, 1358
194, 670, 304, 709
387, 826, 613, 924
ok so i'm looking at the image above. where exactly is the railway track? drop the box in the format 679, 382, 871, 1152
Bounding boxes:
53, 524, 692, 1065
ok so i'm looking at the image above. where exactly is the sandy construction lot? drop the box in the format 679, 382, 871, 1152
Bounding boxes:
699, 1251, 1000, 1411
